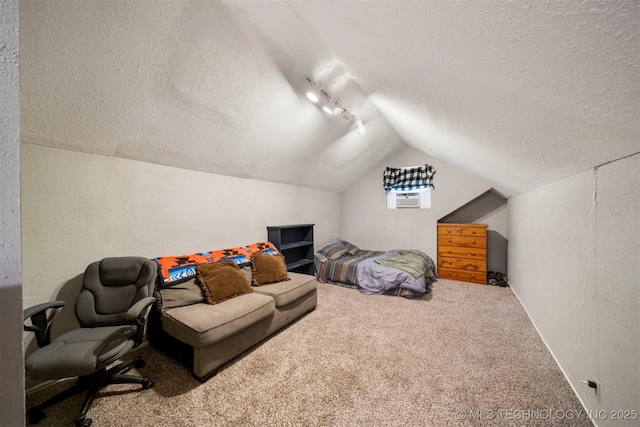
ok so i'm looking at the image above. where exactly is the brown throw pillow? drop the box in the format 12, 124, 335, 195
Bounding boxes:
251, 252, 290, 286
196, 261, 252, 305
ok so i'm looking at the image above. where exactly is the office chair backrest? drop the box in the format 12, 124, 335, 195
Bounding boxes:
75, 257, 157, 327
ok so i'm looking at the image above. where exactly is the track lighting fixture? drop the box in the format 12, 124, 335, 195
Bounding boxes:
304, 75, 366, 133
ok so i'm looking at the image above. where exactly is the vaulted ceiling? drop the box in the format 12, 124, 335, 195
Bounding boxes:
20, 0, 639, 197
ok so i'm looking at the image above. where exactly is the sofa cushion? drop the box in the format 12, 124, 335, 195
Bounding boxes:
154, 278, 205, 313
196, 261, 252, 305
160, 293, 275, 348
251, 253, 290, 286
251, 272, 317, 307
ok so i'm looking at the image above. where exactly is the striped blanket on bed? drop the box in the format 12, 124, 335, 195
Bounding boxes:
314, 250, 383, 289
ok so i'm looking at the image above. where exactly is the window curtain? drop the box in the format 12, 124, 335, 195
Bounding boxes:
383, 164, 436, 192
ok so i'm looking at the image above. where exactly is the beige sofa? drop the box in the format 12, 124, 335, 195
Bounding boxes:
150, 266, 317, 381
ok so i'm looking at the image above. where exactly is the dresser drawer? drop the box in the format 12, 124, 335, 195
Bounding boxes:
437, 226, 461, 235
438, 257, 486, 272
438, 246, 486, 260
438, 268, 486, 284
460, 227, 486, 237
438, 235, 487, 249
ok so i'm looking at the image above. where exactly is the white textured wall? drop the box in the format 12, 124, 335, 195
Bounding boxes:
508, 155, 639, 426
0, 0, 24, 425
340, 146, 495, 258
21, 144, 341, 343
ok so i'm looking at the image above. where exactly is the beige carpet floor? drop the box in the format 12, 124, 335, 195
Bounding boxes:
26, 279, 592, 426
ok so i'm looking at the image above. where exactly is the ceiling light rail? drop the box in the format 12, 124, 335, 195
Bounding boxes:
305, 75, 366, 134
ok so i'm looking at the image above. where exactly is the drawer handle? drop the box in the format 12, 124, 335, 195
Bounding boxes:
471, 230, 476, 235
471, 240, 476, 244
447, 238, 452, 243
468, 252, 476, 257
447, 229, 452, 233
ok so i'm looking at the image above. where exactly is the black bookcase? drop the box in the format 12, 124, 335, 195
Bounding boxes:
267, 224, 315, 275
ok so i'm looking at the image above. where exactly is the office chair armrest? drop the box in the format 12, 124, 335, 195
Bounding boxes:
23, 301, 65, 348
125, 297, 156, 322
125, 297, 156, 346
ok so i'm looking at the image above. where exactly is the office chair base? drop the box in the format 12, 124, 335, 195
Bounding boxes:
27, 356, 153, 426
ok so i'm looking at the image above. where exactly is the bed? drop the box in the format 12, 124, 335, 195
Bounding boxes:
314, 240, 438, 298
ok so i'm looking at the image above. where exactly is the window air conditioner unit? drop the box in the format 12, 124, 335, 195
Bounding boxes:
395, 192, 420, 208
386, 189, 431, 209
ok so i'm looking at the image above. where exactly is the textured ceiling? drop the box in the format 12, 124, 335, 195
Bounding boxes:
20, 0, 639, 197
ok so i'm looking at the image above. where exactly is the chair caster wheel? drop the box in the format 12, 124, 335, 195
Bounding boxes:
74, 417, 92, 427
142, 379, 154, 389
28, 409, 46, 424
134, 359, 146, 369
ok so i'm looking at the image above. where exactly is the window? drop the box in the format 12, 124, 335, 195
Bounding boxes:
383, 164, 435, 209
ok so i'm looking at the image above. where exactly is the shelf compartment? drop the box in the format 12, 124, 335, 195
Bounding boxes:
286, 259, 314, 270
280, 241, 313, 251
267, 224, 315, 275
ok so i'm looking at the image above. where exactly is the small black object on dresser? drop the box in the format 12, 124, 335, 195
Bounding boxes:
267, 224, 315, 275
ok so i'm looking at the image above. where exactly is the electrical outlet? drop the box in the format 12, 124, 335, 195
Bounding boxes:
584, 378, 600, 402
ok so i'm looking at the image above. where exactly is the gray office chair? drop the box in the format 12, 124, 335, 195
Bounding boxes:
23, 257, 158, 427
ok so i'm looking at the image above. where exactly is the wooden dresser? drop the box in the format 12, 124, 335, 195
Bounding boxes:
437, 223, 488, 284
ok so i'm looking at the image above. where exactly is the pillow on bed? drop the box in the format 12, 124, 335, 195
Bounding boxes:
341, 240, 360, 255
196, 261, 253, 305
251, 252, 290, 286
317, 241, 349, 260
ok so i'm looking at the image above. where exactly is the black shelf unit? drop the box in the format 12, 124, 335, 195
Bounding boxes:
267, 224, 315, 275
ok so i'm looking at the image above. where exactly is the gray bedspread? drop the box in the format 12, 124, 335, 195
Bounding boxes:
356, 249, 437, 295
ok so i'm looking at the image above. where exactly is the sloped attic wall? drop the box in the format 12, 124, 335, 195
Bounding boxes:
509, 154, 639, 423
20, 0, 405, 193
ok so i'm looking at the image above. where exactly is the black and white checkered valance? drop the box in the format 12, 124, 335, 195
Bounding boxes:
383, 164, 436, 192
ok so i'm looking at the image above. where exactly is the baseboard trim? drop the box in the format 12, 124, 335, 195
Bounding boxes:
508, 285, 596, 427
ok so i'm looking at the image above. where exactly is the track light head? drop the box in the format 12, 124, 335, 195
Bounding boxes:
306, 80, 323, 103
356, 119, 366, 134
322, 96, 339, 115
342, 111, 357, 125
